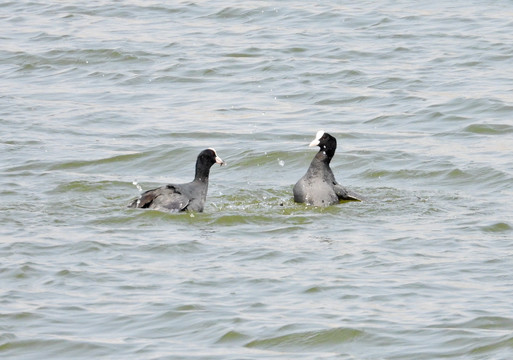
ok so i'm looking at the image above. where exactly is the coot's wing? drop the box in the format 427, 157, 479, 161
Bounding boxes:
156, 185, 191, 211
128, 188, 158, 208
128, 185, 190, 211
333, 183, 362, 201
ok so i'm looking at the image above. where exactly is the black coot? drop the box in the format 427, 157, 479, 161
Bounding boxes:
293, 131, 361, 206
128, 148, 225, 212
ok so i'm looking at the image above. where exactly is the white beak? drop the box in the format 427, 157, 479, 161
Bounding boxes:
309, 130, 325, 147
215, 156, 226, 166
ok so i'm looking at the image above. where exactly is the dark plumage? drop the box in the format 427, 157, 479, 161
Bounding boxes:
293, 131, 361, 206
128, 148, 225, 212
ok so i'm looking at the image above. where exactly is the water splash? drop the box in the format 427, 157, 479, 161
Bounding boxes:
132, 180, 143, 207
132, 180, 143, 193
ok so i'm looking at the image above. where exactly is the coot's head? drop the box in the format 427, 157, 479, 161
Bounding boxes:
198, 148, 226, 167
309, 130, 337, 153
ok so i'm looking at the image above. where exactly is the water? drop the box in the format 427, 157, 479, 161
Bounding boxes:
1, 1, 512, 359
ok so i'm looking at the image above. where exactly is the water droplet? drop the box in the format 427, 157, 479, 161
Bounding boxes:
132, 180, 142, 193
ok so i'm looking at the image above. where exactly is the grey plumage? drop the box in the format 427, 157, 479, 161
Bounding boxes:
128, 148, 225, 212
293, 131, 361, 206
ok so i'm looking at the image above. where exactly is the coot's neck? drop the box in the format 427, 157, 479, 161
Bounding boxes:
316, 146, 335, 164
194, 160, 212, 183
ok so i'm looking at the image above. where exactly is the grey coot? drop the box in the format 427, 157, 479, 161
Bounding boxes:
293, 131, 361, 206
128, 148, 225, 212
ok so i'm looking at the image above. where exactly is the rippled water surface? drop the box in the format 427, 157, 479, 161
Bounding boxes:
1, 1, 513, 359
